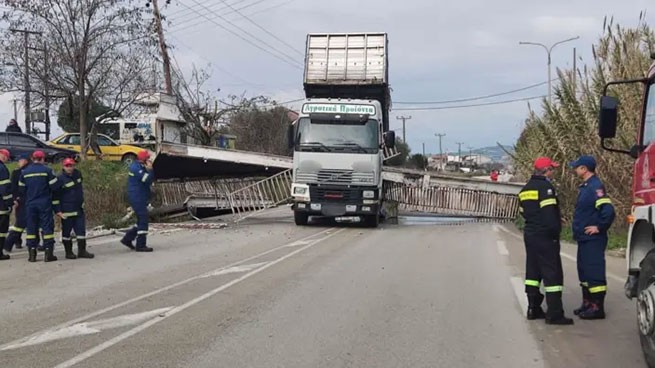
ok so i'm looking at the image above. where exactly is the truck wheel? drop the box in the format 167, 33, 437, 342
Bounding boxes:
122, 153, 137, 166
294, 211, 308, 226
364, 214, 379, 228
638, 250, 655, 368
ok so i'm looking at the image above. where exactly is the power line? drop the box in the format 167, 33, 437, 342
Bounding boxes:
169, 0, 269, 34
179, 1, 302, 69
394, 79, 556, 105
392, 95, 546, 111
166, 0, 249, 21
218, 0, 303, 56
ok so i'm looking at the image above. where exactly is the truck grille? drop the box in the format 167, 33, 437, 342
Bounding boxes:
310, 187, 362, 202
296, 169, 374, 185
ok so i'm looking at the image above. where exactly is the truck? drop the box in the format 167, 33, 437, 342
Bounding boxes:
288, 33, 396, 227
597, 56, 655, 367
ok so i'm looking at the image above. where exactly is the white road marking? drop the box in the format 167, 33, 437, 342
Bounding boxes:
1, 307, 173, 351
0, 227, 337, 351
198, 262, 269, 278
498, 225, 624, 283
52, 228, 346, 368
511, 277, 529, 313
285, 240, 311, 248
497, 240, 509, 256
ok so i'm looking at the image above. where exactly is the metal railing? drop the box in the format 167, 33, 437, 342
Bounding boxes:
227, 169, 293, 222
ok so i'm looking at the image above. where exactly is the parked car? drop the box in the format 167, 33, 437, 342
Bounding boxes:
49, 133, 146, 165
0, 132, 77, 163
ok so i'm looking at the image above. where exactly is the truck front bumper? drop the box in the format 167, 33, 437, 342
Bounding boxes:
293, 202, 380, 217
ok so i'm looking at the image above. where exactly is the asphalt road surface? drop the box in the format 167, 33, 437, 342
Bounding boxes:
0, 210, 646, 368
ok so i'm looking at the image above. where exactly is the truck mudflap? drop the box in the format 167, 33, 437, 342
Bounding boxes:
627, 274, 639, 299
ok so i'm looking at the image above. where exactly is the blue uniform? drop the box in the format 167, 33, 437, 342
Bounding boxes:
19, 163, 59, 249
122, 161, 153, 249
4, 164, 32, 251
572, 175, 615, 295
53, 169, 86, 242
0, 161, 12, 246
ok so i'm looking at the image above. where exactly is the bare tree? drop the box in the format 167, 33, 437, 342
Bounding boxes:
171, 65, 268, 146
0, 0, 155, 158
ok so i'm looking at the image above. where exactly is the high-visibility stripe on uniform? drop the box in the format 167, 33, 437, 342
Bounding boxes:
0, 210, 9, 215
62, 212, 78, 218
49, 178, 58, 185
77, 178, 82, 183
24, 173, 47, 178
42, 234, 55, 240
26, 235, 36, 240
52, 200, 60, 205
10, 226, 24, 233
589, 285, 607, 293
544, 285, 563, 293
0, 233, 7, 237
539, 198, 557, 208
0, 179, 10, 185
2, 194, 12, 200
64, 181, 75, 188
525, 279, 540, 287
18, 181, 25, 187
77, 235, 86, 240
581, 282, 589, 287
137, 230, 149, 235
519, 190, 539, 201
128, 172, 135, 177
141, 173, 149, 183
595, 198, 612, 208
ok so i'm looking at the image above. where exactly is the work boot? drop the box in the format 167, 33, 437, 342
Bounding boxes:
544, 291, 574, 325
527, 293, 545, 320
44, 247, 58, 263
77, 239, 94, 259
135, 246, 153, 252
63, 240, 77, 260
579, 293, 606, 320
28, 247, 37, 263
574, 285, 591, 315
120, 238, 135, 250
37, 245, 45, 252
0, 247, 9, 260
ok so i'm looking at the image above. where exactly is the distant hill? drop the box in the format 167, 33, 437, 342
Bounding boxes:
472, 145, 514, 163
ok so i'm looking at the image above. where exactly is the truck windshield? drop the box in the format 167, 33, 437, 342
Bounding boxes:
295, 117, 379, 153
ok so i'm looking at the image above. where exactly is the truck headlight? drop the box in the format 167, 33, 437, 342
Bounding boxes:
363, 190, 375, 199
294, 186, 308, 195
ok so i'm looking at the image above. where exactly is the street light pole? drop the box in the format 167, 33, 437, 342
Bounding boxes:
519, 36, 579, 104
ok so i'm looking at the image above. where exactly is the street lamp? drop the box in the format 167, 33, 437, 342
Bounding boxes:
519, 36, 579, 104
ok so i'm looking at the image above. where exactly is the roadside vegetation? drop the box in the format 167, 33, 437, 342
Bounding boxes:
512, 15, 655, 240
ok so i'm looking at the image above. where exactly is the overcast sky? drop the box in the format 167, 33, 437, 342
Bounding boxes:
1, 0, 652, 154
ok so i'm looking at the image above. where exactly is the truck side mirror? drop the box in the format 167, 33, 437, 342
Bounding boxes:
384, 131, 395, 148
599, 96, 619, 139
287, 125, 295, 150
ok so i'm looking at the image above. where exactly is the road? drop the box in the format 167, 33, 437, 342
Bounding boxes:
0, 209, 646, 368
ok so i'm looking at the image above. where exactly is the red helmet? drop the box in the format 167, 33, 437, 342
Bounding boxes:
137, 150, 150, 161
0, 149, 10, 159
32, 150, 45, 160
533, 157, 559, 170
62, 158, 76, 167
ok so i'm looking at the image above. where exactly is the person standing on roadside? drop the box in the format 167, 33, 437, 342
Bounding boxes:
53, 158, 94, 260
5, 119, 21, 133
4, 154, 31, 252
0, 149, 12, 260
518, 157, 573, 325
121, 150, 154, 252
570, 155, 615, 320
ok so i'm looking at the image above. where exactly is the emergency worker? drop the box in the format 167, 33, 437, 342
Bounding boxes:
0, 149, 12, 260
19, 150, 59, 262
4, 154, 31, 252
570, 155, 615, 320
518, 157, 573, 325
53, 158, 94, 259
121, 150, 154, 252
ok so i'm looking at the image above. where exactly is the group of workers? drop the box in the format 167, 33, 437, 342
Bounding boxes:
0, 148, 155, 262
519, 155, 615, 325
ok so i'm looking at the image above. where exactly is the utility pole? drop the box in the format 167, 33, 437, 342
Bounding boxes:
422, 142, 425, 157
435, 133, 446, 171
150, 0, 173, 94
28, 40, 51, 140
11, 29, 41, 134
572, 47, 577, 91
456, 142, 464, 163
396, 115, 411, 143
12, 98, 17, 120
